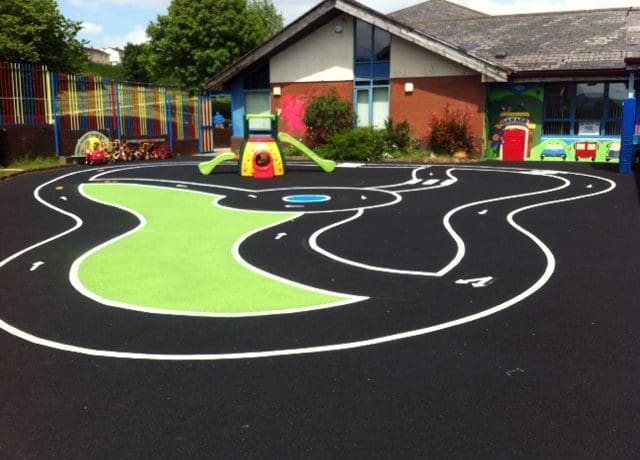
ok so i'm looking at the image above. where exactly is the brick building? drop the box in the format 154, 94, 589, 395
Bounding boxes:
205, 0, 640, 167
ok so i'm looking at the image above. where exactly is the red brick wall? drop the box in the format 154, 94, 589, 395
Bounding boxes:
390, 75, 486, 153
271, 81, 353, 138
269, 77, 486, 155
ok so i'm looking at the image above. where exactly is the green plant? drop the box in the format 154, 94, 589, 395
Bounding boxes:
383, 118, 419, 157
428, 105, 478, 156
303, 90, 354, 147
317, 128, 386, 161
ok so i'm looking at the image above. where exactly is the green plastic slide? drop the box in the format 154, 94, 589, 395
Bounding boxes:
277, 132, 336, 173
198, 152, 236, 175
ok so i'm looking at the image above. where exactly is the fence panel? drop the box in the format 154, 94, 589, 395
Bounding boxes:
0, 62, 53, 125
1, 62, 222, 155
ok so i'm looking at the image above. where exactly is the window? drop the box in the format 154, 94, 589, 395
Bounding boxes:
355, 20, 373, 62
374, 29, 390, 61
543, 84, 571, 135
245, 91, 270, 131
354, 20, 390, 128
355, 20, 390, 62
243, 63, 271, 132
543, 82, 628, 136
605, 83, 627, 135
355, 84, 389, 129
575, 83, 604, 135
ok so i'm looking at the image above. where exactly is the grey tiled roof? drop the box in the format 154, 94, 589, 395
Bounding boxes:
389, 1, 640, 73
391, 0, 488, 22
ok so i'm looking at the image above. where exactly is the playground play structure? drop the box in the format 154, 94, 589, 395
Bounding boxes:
198, 113, 335, 178
74, 131, 171, 165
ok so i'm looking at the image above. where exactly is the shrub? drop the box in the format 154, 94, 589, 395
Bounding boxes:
428, 106, 478, 156
317, 128, 386, 161
384, 118, 419, 157
303, 90, 354, 147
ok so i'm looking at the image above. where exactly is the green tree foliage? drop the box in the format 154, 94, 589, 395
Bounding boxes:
144, 0, 283, 93
303, 90, 354, 147
0, 0, 88, 72
121, 43, 153, 83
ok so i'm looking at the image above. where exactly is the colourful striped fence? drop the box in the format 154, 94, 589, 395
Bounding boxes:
0, 62, 211, 154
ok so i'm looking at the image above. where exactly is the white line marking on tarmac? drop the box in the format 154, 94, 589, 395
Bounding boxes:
455, 276, 494, 288
0, 163, 617, 360
70, 183, 366, 318
275, 232, 287, 240
311, 171, 572, 278
30, 261, 45, 272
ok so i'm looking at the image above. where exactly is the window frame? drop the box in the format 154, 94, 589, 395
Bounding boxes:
353, 19, 391, 129
542, 81, 629, 136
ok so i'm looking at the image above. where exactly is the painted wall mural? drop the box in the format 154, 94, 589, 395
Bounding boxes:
279, 95, 308, 138
486, 84, 621, 163
486, 84, 543, 161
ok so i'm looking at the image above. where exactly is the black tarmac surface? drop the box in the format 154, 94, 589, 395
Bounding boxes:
1, 160, 639, 459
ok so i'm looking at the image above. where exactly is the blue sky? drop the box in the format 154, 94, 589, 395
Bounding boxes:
57, 0, 635, 49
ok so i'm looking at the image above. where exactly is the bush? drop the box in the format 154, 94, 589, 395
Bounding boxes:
303, 90, 354, 147
384, 118, 419, 157
317, 128, 387, 161
428, 106, 478, 156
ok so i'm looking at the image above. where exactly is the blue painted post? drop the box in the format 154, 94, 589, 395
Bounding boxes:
231, 79, 244, 139
619, 97, 636, 174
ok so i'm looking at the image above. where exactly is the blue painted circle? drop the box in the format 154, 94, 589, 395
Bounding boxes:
282, 194, 331, 203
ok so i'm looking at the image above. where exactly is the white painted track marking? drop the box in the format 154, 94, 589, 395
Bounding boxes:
311, 171, 571, 277
0, 163, 617, 360
70, 183, 367, 317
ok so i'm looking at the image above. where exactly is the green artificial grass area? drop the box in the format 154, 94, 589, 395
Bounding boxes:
78, 183, 351, 314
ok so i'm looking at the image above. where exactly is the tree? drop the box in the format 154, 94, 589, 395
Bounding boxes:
121, 43, 153, 83
0, 0, 87, 73
144, 0, 283, 93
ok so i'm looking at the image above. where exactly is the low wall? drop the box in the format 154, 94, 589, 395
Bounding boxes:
0, 125, 56, 165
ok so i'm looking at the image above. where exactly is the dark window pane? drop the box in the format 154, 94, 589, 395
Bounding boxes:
545, 84, 571, 119
244, 64, 269, 90
576, 82, 604, 119
606, 120, 621, 136
607, 82, 626, 125
355, 20, 372, 61
374, 29, 390, 61
543, 121, 570, 135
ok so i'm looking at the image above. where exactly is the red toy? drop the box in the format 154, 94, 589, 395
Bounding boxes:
85, 149, 107, 165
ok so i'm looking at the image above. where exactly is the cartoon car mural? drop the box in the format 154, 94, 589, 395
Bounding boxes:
574, 141, 598, 161
540, 142, 568, 160
606, 141, 620, 161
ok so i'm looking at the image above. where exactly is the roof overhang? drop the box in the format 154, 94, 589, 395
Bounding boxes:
204, 0, 509, 91
509, 68, 629, 83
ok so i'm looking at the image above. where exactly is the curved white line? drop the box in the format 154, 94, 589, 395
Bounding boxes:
0, 164, 617, 360
310, 170, 572, 277
0, 169, 87, 270
70, 182, 367, 316
91, 175, 405, 215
